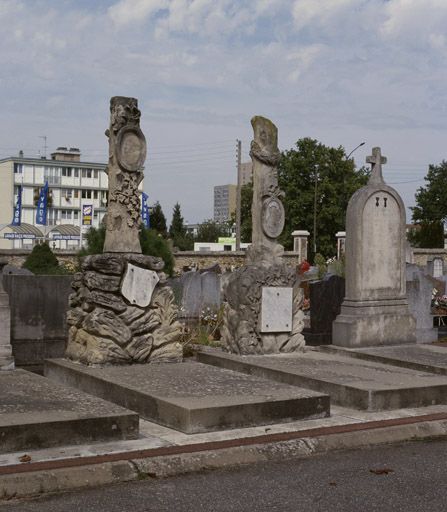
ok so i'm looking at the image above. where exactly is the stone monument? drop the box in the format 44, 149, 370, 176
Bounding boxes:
0, 259, 14, 370
221, 116, 305, 354
66, 97, 182, 365
332, 147, 416, 347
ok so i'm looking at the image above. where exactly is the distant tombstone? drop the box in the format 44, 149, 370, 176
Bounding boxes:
181, 272, 203, 317
304, 275, 345, 345
430, 257, 444, 278
2, 264, 33, 276
406, 264, 437, 344
201, 272, 221, 310
332, 147, 416, 347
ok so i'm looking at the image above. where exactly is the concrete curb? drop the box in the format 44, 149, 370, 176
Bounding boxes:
2, 413, 447, 502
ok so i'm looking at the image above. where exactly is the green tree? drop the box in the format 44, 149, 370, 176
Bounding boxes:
80, 226, 175, 276
278, 138, 369, 259
411, 161, 447, 224
139, 228, 175, 275
195, 219, 227, 243
150, 201, 167, 237
169, 202, 194, 251
407, 221, 444, 248
23, 242, 64, 274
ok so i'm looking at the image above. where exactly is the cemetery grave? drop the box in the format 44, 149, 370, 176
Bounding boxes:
44, 102, 331, 435
3, 100, 447, 475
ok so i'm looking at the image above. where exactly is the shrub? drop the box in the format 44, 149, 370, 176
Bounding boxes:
23, 243, 68, 275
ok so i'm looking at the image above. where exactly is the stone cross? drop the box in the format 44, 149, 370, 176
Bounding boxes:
366, 147, 387, 184
103, 96, 147, 254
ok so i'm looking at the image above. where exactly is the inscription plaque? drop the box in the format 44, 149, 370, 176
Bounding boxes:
121, 263, 159, 307
261, 196, 285, 239
260, 286, 293, 333
116, 126, 147, 172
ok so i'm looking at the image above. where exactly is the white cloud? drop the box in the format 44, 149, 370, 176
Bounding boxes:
380, 0, 447, 49
108, 0, 168, 26
1, 0, 447, 222
292, 0, 358, 30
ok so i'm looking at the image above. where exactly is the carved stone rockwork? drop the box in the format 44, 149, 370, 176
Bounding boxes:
66, 254, 182, 365
221, 263, 304, 354
221, 116, 305, 354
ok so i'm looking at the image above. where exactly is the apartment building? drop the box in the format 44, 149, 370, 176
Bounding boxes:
213, 184, 237, 224
0, 147, 112, 249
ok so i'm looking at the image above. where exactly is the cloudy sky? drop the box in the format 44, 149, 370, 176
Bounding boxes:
1, 0, 446, 225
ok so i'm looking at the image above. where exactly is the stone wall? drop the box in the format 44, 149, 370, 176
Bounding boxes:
0, 249, 78, 270
3, 274, 73, 371
173, 251, 301, 273
411, 248, 447, 267
0, 249, 301, 275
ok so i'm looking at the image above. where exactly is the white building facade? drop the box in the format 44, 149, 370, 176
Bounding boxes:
0, 147, 112, 249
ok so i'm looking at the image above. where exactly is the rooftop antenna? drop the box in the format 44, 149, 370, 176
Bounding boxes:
39, 135, 48, 158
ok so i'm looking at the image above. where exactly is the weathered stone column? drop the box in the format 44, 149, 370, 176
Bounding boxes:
65, 97, 182, 365
220, 116, 305, 354
104, 96, 146, 253
0, 259, 14, 371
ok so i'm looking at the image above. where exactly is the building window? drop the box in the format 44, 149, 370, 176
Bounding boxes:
81, 190, 92, 199
74, 190, 79, 199
94, 170, 99, 179
74, 168, 79, 178
62, 189, 73, 199
93, 190, 98, 199
61, 210, 72, 220
62, 168, 72, 177
82, 169, 92, 179
74, 211, 79, 220
14, 163, 23, 174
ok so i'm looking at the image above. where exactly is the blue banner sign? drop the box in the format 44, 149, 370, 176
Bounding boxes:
36, 181, 49, 225
141, 192, 150, 228
12, 185, 22, 226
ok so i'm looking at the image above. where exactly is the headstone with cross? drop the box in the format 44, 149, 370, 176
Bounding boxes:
332, 146, 416, 347
366, 147, 387, 184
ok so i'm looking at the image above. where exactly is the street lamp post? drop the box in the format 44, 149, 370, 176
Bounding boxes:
346, 141, 365, 160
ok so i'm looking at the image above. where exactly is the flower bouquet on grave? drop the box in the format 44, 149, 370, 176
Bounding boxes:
431, 293, 447, 315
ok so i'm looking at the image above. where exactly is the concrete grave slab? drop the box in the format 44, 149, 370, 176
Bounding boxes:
197, 348, 447, 411
0, 370, 138, 454
320, 344, 447, 376
45, 359, 330, 434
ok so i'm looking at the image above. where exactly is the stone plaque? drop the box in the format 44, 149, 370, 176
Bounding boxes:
261, 196, 285, 239
260, 286, 293, 333
116, 126, 147, 172
121, 263, 159, 307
